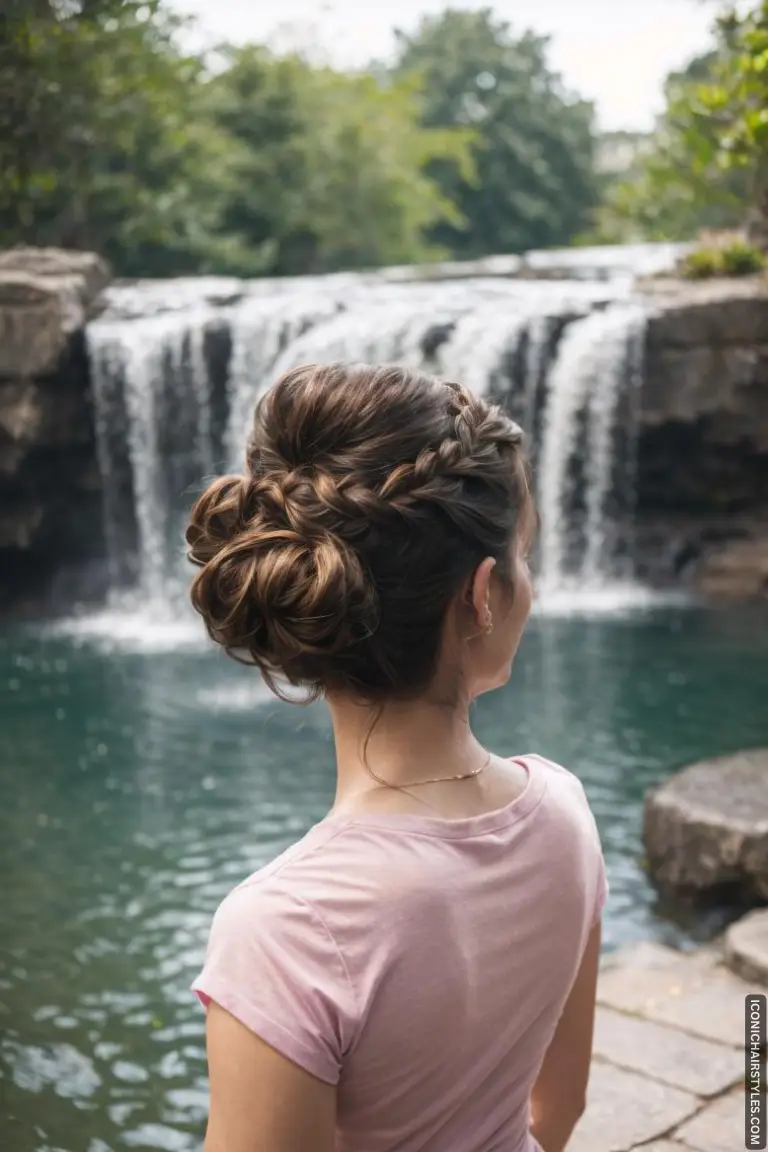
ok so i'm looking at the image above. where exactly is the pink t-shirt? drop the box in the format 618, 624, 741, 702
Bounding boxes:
193, 755, 608, 1152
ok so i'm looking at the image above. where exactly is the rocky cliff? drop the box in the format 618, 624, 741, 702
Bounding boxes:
0, 248, 110, 614
636, 278, 768, 597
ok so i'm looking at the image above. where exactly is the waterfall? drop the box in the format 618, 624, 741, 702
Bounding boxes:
522, 313, 555, 437
82, 261, 655, 635
537, 305, 647, 594
121, 325, 168, 604
436, 307, 530, 400
226, 293, 342, 470
582, 310, 646, 582
87, 308, 217, 611
88, 329, 132, 589
188, 323, 215, 478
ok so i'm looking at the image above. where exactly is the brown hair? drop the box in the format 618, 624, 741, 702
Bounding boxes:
187, 363, 529, 701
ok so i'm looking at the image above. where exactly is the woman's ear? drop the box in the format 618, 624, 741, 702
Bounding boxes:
467, 557, 496, 628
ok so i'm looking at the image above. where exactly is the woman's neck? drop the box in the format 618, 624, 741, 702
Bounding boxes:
326, 692, 487, 806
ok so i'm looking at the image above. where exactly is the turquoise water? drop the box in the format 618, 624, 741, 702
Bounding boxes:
2, 604, 768, 1152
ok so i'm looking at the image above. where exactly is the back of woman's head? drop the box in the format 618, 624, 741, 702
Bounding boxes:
187, 363, 529, 701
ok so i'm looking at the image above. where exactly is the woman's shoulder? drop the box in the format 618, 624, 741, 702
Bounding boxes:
219, 819, 351, 909
521, 752, 589, 795
204, 821, 357, 978
521, 753, 608, 921
520, 752, 601, 834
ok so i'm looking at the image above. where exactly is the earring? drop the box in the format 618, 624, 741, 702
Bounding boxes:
484, 612, 493, 635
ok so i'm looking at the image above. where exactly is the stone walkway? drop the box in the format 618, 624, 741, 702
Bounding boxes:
570, 918, 768, 1152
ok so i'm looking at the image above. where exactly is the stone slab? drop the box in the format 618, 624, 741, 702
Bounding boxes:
568, 1061, 699, 1152
598, 951, 751, 1047
593, 1006, 740, 1097
674, 1087, 743, 1152
637, 1145, 689, 1152
725, 907, 768, 986
641, 968, 754, 1048
600, 940, 719, 976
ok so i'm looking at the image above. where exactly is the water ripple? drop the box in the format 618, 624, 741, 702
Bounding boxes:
2, 608, 768, 1150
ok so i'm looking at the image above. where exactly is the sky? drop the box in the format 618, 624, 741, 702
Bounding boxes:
170, 0, 719, 132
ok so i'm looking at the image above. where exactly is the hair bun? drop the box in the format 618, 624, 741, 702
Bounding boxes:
186, 473, 379, 692
186, 475, 249, 566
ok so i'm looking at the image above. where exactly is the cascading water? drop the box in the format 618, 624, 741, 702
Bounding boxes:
582, 310, 646, 583
536, 305, 648, 597
436, 307, 530, 400
521, 313, 555, 437
188, 323, 215, 478
225, 292, 343, 470
88, 307, 218, 613
81, 250, 663, 638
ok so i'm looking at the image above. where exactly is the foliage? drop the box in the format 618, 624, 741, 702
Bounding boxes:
694, 1, 768, 242
392, 8, 600, 258
0, 2, 474, 276
207, 49, 474, 275
720, 237, 766, 274
0, 0, 241, 275
588, 50, 748, 243
680, 236, 766, 279
591, 2, 768, 245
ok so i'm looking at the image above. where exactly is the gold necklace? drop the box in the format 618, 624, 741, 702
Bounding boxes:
364, 750, 493, 791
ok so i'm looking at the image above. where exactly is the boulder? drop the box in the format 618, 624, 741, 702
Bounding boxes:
698, 536, 768, 598
0, 247, 109, 378
643, 749, 768, 902
725, 908, 768, 985
0, 248, 111, 615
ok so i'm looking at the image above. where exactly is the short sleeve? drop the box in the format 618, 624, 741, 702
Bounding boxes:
192, 880, 358, 1085
525, 754, 609, 927
593, 851, 609, 925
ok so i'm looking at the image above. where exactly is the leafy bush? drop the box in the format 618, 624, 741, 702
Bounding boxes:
680, 237, 765, 279
681, 248, 725, 279
720, 238, 766, 275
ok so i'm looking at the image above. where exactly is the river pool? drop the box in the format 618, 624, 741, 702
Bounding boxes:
2, 602, 768, 1151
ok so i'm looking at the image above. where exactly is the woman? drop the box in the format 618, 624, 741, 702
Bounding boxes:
188, 363, 607, 1152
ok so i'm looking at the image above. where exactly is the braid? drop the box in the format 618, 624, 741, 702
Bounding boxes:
377, 382, 525, 530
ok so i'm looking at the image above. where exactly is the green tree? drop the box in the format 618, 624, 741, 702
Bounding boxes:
695, 1, 768, 244
392, 8, 599, 258
208, 48, 474, 275
0, 3, 475, 277
0, 0, 243, 275
592, 3, 768, 245
590, 47, 748, 243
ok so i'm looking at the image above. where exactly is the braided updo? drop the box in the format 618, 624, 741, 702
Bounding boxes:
187, 363, 529, 701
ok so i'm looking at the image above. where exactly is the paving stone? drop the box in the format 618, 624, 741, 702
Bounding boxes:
725, 908, 768, 986
646, 969, 754, 1048
593, 1006, 740, 1097
598, 952, 750, 1046
569, 1061, 699, 1152
636, 1145, 688, 1152
603, 941, 718, 974
674, 1087, 743, 1152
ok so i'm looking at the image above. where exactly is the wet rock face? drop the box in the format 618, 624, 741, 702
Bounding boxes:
636, 279, 768, 596
0, 249, 111, 615
643, 749, 768, 903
